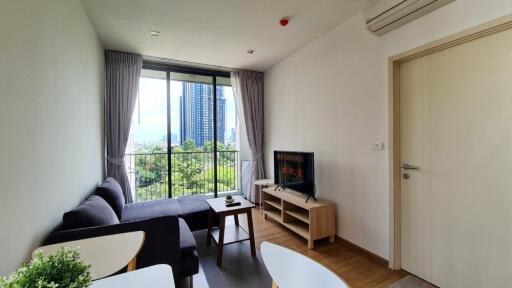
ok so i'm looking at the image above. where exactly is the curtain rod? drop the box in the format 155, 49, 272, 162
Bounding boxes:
142, 55, 238, 73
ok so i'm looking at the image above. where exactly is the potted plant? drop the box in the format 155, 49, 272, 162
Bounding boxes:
0, 247, 91, 288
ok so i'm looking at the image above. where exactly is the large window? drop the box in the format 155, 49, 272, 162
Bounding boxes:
125, 64, 240, 201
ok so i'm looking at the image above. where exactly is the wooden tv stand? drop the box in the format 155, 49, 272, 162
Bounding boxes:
262, 187, 336, 249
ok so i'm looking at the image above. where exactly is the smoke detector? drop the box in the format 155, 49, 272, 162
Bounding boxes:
149, 30, 160, 36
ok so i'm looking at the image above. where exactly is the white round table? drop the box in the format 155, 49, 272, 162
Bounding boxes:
261, 241, 349, 288
34, 231, 145, 280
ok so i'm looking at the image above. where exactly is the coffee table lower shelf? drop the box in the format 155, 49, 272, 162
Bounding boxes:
210, 225, 250, 245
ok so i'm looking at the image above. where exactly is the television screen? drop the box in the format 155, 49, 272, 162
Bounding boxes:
274, 151, 315, 195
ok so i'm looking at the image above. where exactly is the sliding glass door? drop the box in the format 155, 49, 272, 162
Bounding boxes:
125, 64, 239, 201
169, 72, 215, 197
216, 77, 239, 193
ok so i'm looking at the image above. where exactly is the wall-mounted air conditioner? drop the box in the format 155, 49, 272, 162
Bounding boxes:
364, 0, 455, 35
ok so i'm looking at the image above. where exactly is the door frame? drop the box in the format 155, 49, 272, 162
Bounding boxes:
388, 13, 512, 270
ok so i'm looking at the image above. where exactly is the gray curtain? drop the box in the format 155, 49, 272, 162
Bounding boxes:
231, 70, 265, 202
105, 50, 142, 203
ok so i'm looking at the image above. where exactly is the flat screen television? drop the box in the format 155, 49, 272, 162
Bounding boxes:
273, 151, 316, 202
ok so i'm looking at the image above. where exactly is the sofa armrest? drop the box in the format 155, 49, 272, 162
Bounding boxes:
43, 216, 181, 277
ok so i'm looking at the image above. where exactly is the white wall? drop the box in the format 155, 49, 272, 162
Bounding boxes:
0, 0, 104, 275
264, 0, 512, 259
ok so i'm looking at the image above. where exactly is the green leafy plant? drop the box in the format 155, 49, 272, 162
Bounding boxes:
0, 247, 91, 288
132, 140, 239, 201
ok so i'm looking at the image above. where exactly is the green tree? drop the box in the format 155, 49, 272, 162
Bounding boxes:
135, 146, 167, 187
172, 140, 207, 195
133, 139, 238, 201
133, 145, 167, 201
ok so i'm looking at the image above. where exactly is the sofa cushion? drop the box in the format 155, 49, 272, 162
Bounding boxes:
95, 177, 125, 219
121, 198, 184, 223
63, 195, 120, 229
179, 218, 197, 255
177, 195, 212, 231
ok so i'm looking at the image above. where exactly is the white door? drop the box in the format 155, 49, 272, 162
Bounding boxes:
400, 27, 512, 287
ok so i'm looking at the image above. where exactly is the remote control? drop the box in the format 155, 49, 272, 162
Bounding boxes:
226, 202, 241, 207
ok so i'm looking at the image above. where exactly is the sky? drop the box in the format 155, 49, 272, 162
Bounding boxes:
129, 77, 236, 146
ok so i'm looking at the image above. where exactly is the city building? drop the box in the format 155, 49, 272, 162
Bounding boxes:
180, 82, 225, 147
170, 132, 179, 146
228, 127, 236, 146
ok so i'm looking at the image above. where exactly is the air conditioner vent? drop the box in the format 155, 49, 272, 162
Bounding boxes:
364, 0, 455, 35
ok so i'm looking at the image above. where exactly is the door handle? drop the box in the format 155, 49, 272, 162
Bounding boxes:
401, 163, 419, 170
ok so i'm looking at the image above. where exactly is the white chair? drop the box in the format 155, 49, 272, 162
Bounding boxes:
90, 264, 174, 288
261, 241, 349, 288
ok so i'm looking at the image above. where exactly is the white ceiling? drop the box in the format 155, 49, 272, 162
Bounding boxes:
81, 0, 371, 72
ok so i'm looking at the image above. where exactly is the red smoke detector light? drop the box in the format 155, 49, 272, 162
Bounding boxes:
279, 18, 289, 27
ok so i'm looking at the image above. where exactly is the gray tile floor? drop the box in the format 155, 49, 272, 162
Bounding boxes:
176, 265, 209, 288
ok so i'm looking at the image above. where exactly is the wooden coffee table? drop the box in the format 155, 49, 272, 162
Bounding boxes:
206, 196, 256, 267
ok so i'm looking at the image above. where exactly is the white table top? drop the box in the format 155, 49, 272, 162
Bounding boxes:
34, 231, 145, 280
254, 179, 274, 186
261, 242, 348, 288
90, 264, 174, 288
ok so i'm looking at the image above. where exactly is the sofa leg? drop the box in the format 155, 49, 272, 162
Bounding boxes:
189, 276, 193, 288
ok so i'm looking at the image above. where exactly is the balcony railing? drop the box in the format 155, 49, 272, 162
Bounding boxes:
125, 150, 239, 202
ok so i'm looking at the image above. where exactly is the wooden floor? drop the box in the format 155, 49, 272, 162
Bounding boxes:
244, 208, 408, 288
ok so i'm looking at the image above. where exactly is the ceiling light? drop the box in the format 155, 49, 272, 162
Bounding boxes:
247, 49, 255, 54
149, 30, 160, 36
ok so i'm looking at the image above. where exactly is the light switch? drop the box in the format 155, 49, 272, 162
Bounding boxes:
371, 142, 384, 150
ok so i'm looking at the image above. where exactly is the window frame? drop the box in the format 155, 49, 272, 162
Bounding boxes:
141, 61, 232, 198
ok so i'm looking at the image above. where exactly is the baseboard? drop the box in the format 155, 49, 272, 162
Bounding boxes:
336, 236, 389, 266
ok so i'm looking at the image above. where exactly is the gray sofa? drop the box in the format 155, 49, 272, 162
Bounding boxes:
43, 178, 215, 284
